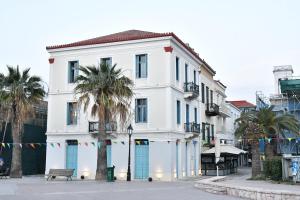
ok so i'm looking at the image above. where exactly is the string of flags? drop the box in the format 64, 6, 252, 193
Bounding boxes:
0, 140, 180, 149
240, 137, 300, 143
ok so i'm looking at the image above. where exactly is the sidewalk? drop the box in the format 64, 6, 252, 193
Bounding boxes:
195, 167, 300, 200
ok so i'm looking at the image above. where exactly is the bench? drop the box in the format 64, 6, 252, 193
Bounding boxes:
0, 168, 9, 179
46, 169, 74, 181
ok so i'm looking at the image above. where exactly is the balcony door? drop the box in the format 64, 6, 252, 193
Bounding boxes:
186, 104, 189, 124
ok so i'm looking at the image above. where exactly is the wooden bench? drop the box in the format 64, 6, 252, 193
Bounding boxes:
46, 169, 74, 181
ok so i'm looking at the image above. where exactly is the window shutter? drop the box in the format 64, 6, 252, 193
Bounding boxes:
75, 61, 79, 80
67, 103, 70, 125
68, 62, 71, 83
135, 56, 139, 78
145, 55, 148, 77
135, 99, 138, 122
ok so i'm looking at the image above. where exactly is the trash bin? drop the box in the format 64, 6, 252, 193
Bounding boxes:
107, 166, 115, 182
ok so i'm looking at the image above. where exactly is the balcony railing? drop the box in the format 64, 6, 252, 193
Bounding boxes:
183, 82, 199, 99
184, 122, 200, 133
205, 103, 220, 116
219, 103, 230, 117
89, 121, 117, 133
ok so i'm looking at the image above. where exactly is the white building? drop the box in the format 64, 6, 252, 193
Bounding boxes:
45, 30, 235, 181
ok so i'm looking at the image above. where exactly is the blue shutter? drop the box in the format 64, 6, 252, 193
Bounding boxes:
107, 144, 112, 167
67, 103, 70, 125
75, 61, 79, 80
135, 99, 138, 122
135, 55, 139, 78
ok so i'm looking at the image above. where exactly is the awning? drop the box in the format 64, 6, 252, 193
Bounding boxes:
202, 145, 247, 155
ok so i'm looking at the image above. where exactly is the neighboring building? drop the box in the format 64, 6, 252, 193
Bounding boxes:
0, 101, 47, 175
227, 100, 256, 113
225, 102, 241, 145
269, 65, 300, 154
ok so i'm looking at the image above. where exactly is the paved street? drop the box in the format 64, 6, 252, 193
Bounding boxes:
0, 177, 241, 200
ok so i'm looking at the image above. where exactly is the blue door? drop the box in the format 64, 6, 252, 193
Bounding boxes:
176, 141, 179, 178
135, 140, 149, 179
107, 143, 112, 167
194, 141, 197, 175
66, 140, 78, 177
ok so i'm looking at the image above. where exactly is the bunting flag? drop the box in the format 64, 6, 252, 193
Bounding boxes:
57, 143, 61, 148
288, 138, 293, 142
136, 141, 140, 145
50, 143, 54, 147
91, 142, 96, 146
30, 143, 35, 149
7, 143, 10, 148
1, 143, 5, 148
97, 142, 101, 149
84, 142, 88, 147
121, 141, 125, 145
19, 144, 22, 148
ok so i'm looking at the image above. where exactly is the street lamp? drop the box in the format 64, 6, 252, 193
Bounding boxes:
127, 124, 133, 181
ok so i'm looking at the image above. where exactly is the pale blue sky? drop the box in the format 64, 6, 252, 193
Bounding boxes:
1, 0, 299, 103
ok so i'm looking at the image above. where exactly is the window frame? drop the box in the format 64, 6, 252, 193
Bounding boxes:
175, 57, 180, 81
135, 54, 148, 78
68, 60, 79, 83
67, 102, 78, 125
176, 100, 181, 124
135, 98, 148, 123
100, 57, 112, 67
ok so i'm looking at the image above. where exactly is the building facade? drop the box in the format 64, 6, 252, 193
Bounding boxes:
45, 30, 215, 181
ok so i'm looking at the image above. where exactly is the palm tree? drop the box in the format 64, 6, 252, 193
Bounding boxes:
3, 66, 45, 178
235, 106, 300, 177
255, 106, 300, 158
74, 63, 133, 180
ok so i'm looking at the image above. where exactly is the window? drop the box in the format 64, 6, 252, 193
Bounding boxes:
211, 125, 214, 141
136, 54, 147, 78
176, 100, 181, 124
135, 98, 147, 123
185, 63, 188, 83
210, 90, 213, 104
193, 70, 196, 84
101, 57, 112, 67
185, 104, 189, 123
67, 102, 78, 125
194, 107, 197, 123
201, 83, 205, 103
202, 122, 206, 140
206, 86, 209, 104
68, 61, 79, 83
176, 57, 179, 81
207, 125, 210, 143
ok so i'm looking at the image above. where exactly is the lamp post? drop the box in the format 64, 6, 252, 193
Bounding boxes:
127, 124, 133, 181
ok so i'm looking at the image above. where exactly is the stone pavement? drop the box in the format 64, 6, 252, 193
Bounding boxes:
0, 176, 241, 200
195, 167, 300, 200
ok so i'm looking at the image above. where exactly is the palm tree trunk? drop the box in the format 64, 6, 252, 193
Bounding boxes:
265, 140, 275, 159
10, 116, 22, 178
95, 108, 107, 180
251, 141, 261, 177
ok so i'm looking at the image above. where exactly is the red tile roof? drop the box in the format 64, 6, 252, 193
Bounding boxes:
46, 30, 216, 74
227, 100, 256, 108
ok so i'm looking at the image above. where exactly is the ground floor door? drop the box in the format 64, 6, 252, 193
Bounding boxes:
66, 140, 78, 177
106, 141, 112, 167
176, 141, 179, 179
194, 141, 197, 175
134, 139, 149, 179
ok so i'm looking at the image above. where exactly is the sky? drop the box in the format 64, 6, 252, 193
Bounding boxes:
0, 0, 299, 104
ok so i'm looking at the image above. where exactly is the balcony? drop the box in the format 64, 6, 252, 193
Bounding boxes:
219, 103, 230, 117
184, 122, 201, 134
184, 82, 199, 99
88, 121, 117, 133
205, 103, 220, 116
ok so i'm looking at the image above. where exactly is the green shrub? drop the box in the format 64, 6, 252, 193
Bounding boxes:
263, 157, 282, 181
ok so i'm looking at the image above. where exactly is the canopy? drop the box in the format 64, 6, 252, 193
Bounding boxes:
202, 145, 247, 155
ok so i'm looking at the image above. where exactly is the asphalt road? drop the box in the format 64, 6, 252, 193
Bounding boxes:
0, 178, 241, 200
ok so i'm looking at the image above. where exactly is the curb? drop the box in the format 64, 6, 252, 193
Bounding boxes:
194, 176, 300, 200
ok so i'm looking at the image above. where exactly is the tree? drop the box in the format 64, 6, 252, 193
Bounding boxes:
2, 66, 45, 178
235, 106, 300, 177
254, 106, 299, 158
74, 63, 133, 180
